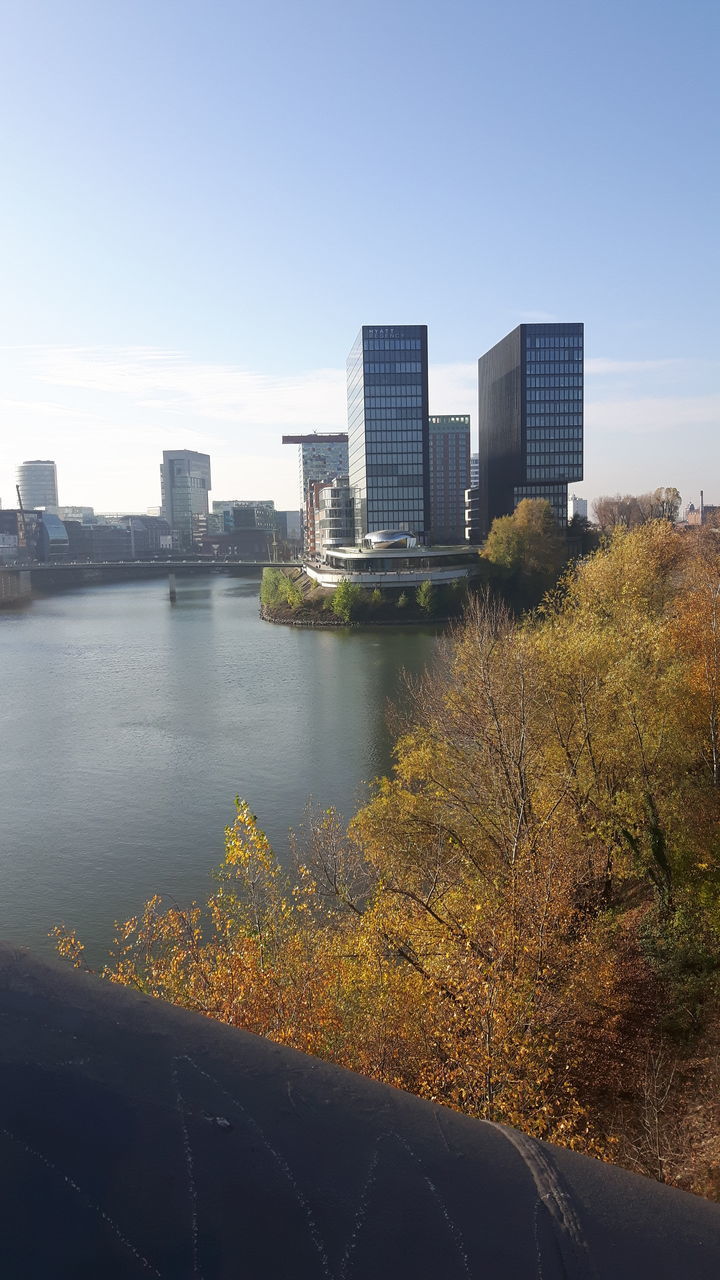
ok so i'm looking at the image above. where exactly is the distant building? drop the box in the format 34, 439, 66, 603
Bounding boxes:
89, 524, 132, 561
37, 513, 69, 562
276, 510, 302, 542
313, 477, 354, 558
685, 493, 720, 527
115, 515, 172, 558
199, 529, 272, 560
209, 500, 276, 535
56, 505, 93, 525
470, 453, 479, 488
0, 509, 40, 562
429, 415, 471, 544
17, 460, 58, 510
568, 493, 588, 521
160, 450, 211, 550
346, 325, 430, 544
63, 521, 94, 560
281, 433, 349, 552
473, 323, 584, 538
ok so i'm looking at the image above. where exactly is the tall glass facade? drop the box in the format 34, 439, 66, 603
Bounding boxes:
429, 415, 471, 543
160, 450, 211, 550
347, 325, 430, 543
477, 322, 583, 534
523, 324, 583, 497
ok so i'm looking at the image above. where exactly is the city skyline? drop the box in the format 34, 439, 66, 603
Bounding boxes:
0, 1, 717, 514
2, 340, 715, 517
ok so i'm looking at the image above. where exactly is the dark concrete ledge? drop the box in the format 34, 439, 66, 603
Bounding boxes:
1, 943, 718, 1278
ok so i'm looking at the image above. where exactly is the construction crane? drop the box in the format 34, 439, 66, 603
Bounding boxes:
15, 484, 28, 551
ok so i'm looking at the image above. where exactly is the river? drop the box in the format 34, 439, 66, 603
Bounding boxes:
0, 576, 440, 959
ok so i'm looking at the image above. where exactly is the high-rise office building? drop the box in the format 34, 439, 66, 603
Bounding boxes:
160, 450, 211, 550
347, 325, 430, 543
476, 323, 583, 534
429, 415, 471, 544
282, 433, 349, 552
16, 460, 58, 510
470, 454, 479, 488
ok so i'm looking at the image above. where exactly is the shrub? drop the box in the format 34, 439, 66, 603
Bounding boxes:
332, 579, 363, 623
416, 580, 437, 615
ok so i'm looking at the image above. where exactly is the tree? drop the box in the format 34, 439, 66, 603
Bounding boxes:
55, 524, 720, 1195
397, 591, 409, 609
415, 579, 437, 615
260, 567, 303, 609
331, 578, 362, 623
653, 487, 682, 522
482, 499, 566, 607
568, 513, 600, 555
593, 489, 682, 531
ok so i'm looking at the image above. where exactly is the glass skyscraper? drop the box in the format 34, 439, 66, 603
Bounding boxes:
347, 325, 430, 543
160, 449, 211, 550
477, 322, 583, 533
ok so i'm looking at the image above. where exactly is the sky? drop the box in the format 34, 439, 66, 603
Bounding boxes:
0, 0, 717, 515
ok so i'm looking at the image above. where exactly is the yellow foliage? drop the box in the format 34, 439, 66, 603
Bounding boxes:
53, 525, 720, 1186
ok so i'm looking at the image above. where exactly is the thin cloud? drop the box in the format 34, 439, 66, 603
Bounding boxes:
3, 344, 718, 511
31, 347, 347, 427
586, 394, 720, 435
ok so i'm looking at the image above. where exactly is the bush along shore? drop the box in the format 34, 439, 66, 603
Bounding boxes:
259, 565, 471, 626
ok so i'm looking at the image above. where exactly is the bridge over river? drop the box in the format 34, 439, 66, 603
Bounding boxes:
0, 559, 300, 602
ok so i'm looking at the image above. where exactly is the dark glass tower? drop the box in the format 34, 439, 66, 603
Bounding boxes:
477, 322, 583, 534
347, 325, 430, 543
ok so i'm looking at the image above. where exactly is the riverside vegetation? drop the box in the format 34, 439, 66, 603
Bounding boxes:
56, 518, 720, 1197
259, 563, 471, 624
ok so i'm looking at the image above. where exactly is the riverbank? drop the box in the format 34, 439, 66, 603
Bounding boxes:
259, 564, 468, 626
259, 603, 454, 627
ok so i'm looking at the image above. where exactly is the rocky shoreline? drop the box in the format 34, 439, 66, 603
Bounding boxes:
259, 604, 451, 628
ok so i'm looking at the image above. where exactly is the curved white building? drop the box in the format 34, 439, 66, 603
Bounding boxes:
17, 460, 58, 510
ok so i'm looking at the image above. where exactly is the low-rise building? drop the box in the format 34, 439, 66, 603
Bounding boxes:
305, 533, 478, 589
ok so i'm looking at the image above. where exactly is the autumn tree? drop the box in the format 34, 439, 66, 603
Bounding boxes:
55, 522, 720, 1194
